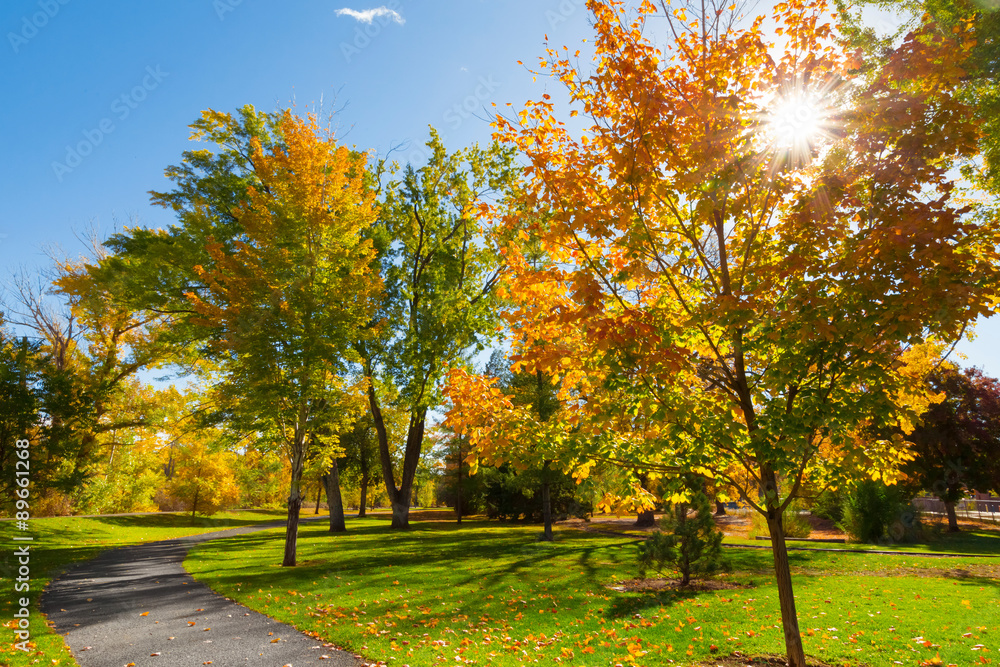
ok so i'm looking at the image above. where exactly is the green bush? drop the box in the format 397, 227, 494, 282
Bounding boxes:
747, 501, 812, 540
810, 489, 844, 523
469, 464, 590, 523
637, 489, 724, 585
840, 480, 920, 544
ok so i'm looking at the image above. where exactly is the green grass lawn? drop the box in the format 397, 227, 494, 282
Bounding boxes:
0, 509, 292, 666
183, 517, 1000, 667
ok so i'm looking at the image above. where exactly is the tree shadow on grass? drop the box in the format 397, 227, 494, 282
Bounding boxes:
187, 518, 646, 625
90, 510, 285, 531
600, 548, 818, 619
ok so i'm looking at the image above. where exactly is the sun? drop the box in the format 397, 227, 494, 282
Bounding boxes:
769, 95, 822, 150
761, 88, 836, 170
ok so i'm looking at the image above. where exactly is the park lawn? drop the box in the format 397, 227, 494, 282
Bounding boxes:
184, 518, 1000, 667
0, 509, 292, 666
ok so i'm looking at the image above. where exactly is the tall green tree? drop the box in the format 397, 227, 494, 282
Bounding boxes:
0, 320, 40, 504
360, 131, 519, 529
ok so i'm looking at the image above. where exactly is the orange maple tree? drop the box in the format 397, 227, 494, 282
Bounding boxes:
446, 1, 1000, 664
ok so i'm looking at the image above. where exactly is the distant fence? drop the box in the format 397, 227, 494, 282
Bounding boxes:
912, 496, 1000, 520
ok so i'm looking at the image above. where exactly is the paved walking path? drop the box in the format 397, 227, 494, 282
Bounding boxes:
41, 520, 361, 667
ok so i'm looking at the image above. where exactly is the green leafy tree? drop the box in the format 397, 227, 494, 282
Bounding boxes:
0, 323, 40, 507
4, 246, 174, 501
360, 130, 519, 529
230, 447, 287, 509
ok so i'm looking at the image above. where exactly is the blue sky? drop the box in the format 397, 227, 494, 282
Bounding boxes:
1, 0, 997, 377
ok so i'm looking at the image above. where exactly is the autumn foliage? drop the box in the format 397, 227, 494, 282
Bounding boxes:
446, 0, 1000, 664
178, 109, 379, 565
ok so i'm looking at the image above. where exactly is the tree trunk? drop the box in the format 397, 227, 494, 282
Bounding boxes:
324, 460, 346, 532
368, 377, 425, 530
315, 480, 322, 514
282, 426, 307, 567
715, 500, 727, 516
634, 473, 655, 526
762, 481, 806, 667
359, 469, 369, 518
542, 481, 553, 542
391, 499, 410, 527
191, 485, 199, 518
283, 493, 302, 567
635, 510, 656, 527
944, 499, 960, 532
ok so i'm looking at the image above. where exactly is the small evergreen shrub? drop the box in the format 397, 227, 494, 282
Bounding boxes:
637, 489, 724, 585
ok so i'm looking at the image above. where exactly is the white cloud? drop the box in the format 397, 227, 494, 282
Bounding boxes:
335, 6, 405, 25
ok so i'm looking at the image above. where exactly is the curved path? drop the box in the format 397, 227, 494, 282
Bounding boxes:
41, 520, 361, 666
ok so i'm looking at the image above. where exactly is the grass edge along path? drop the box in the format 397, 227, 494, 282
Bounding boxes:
0, 509, 299, 666
42, 520, 359, 667
184, 516, 1000, 667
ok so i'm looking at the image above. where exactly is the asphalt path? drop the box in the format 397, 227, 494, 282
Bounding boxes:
41, 519, 362, 667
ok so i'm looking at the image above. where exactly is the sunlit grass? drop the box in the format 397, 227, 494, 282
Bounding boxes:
185, 518, 1000, 666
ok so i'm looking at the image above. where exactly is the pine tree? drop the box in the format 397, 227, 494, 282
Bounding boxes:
637, 488, 724, 586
